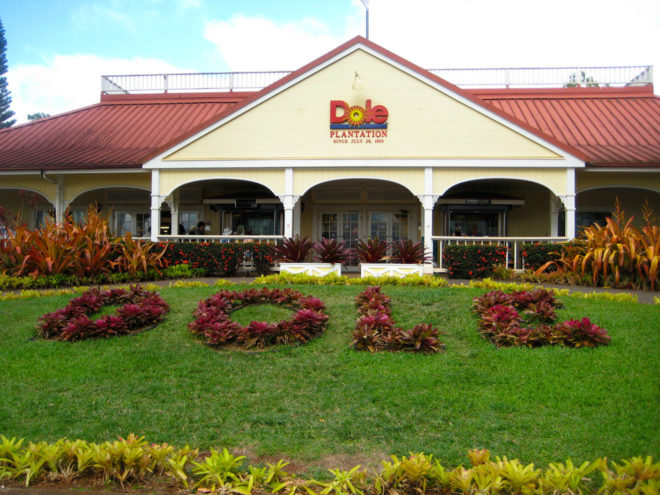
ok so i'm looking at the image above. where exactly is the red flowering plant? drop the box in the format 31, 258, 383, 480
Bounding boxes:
37, 285, 169, 341
352, 286, 445, 353
472, 289, 610, 348
189, 287, 329, 350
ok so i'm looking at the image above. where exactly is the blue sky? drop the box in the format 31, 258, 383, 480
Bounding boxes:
3, 0, 659, 123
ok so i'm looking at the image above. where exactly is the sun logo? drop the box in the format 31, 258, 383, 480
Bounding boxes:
330, 99, 388, 129
347, 105, 367, 126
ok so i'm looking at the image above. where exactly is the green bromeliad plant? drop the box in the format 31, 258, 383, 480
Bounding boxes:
1, 435, 659, 493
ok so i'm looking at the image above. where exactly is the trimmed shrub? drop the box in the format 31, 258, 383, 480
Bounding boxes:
443, 244, 508, 279
160, 242, 245, 276
521, 242, 561, 271
245, 242, 275, 275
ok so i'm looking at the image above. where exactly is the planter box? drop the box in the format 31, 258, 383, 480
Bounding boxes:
360, 263, 424, 278
279, 262, 342, 277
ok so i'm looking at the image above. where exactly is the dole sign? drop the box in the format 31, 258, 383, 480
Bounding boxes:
330, 99, 388, 129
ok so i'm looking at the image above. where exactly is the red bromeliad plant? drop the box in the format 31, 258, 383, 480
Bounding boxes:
273, 236, 314, 262
352, 286, 445, 353
389, 239, 431, 264
37, 285, 169, 341
312, 237, 355, 264
355, 238, 389, 263
472, 289, 610, 348
189, 288, 329, 350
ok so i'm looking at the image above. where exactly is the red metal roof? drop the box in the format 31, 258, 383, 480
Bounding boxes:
0, 36, 657, 170
468, 86, 660, 167
0, 93, 248, 170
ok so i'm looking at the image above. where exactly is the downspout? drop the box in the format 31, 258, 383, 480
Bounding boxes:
40, 170, 63, 224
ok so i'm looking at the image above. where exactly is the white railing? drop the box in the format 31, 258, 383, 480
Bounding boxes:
102, 71, 291, 94
432, 236, 568, 272
102, 65, 652, 94
157, 234, 282, 244
427, 65, 653, 88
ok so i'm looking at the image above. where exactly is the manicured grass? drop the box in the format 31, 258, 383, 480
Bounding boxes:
0, 283, 658, 468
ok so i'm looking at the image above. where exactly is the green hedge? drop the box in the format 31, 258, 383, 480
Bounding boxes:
160, 242, 245, 276
522, 242, 562, 271
443, 244, 508, 279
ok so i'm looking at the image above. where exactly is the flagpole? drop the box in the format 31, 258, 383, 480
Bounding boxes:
360, 0, 369, 39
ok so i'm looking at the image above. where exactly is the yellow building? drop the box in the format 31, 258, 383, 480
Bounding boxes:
1, 37, 658, 269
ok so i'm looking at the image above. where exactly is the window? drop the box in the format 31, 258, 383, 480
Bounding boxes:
35, 208, 53, 228
341, 213, 360, 248
370, 212, 388, 240
179, 211, 199, 234
391, 213, 409, 241
321, 213, 338, 239
115, 212, 133, 235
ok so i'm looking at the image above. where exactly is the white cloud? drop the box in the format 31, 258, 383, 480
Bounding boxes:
8, 55, 189, 124
203, 12, 362, 71
367, 0, 660, 70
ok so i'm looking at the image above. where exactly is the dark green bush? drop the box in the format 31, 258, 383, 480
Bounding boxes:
160, 242, 246, 276
522, 242, 561, 271
245, 242, 275, 276
443, 244, 508, 279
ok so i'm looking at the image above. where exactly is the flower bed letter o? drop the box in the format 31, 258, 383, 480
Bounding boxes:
189, 288, 329, 349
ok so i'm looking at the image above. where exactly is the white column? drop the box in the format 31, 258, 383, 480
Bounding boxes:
549, 196, 561, 236
418, 168, 437, 274
150, 170, 163, 242
293, 199, 302, 236
279, 195, 299, 238
281, 167, 296, 238
167, 197, 179, 235
54, 178, 65, 224
561, 168, 577, 239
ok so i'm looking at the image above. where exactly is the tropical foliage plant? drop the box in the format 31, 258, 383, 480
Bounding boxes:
0, 206, 166, 279
536, 200, 660, 290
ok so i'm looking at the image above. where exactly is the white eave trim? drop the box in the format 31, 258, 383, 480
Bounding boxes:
144, 41, 585, 169
146, 158, 585, 170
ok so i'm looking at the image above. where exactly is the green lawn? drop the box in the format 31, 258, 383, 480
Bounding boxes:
0, 283, 658, 468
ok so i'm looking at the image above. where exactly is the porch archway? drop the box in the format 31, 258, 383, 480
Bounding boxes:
438, 178, 565, 237
166, 179, 283, 236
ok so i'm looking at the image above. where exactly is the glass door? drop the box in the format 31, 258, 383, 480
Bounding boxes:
369, 212, 388, 240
